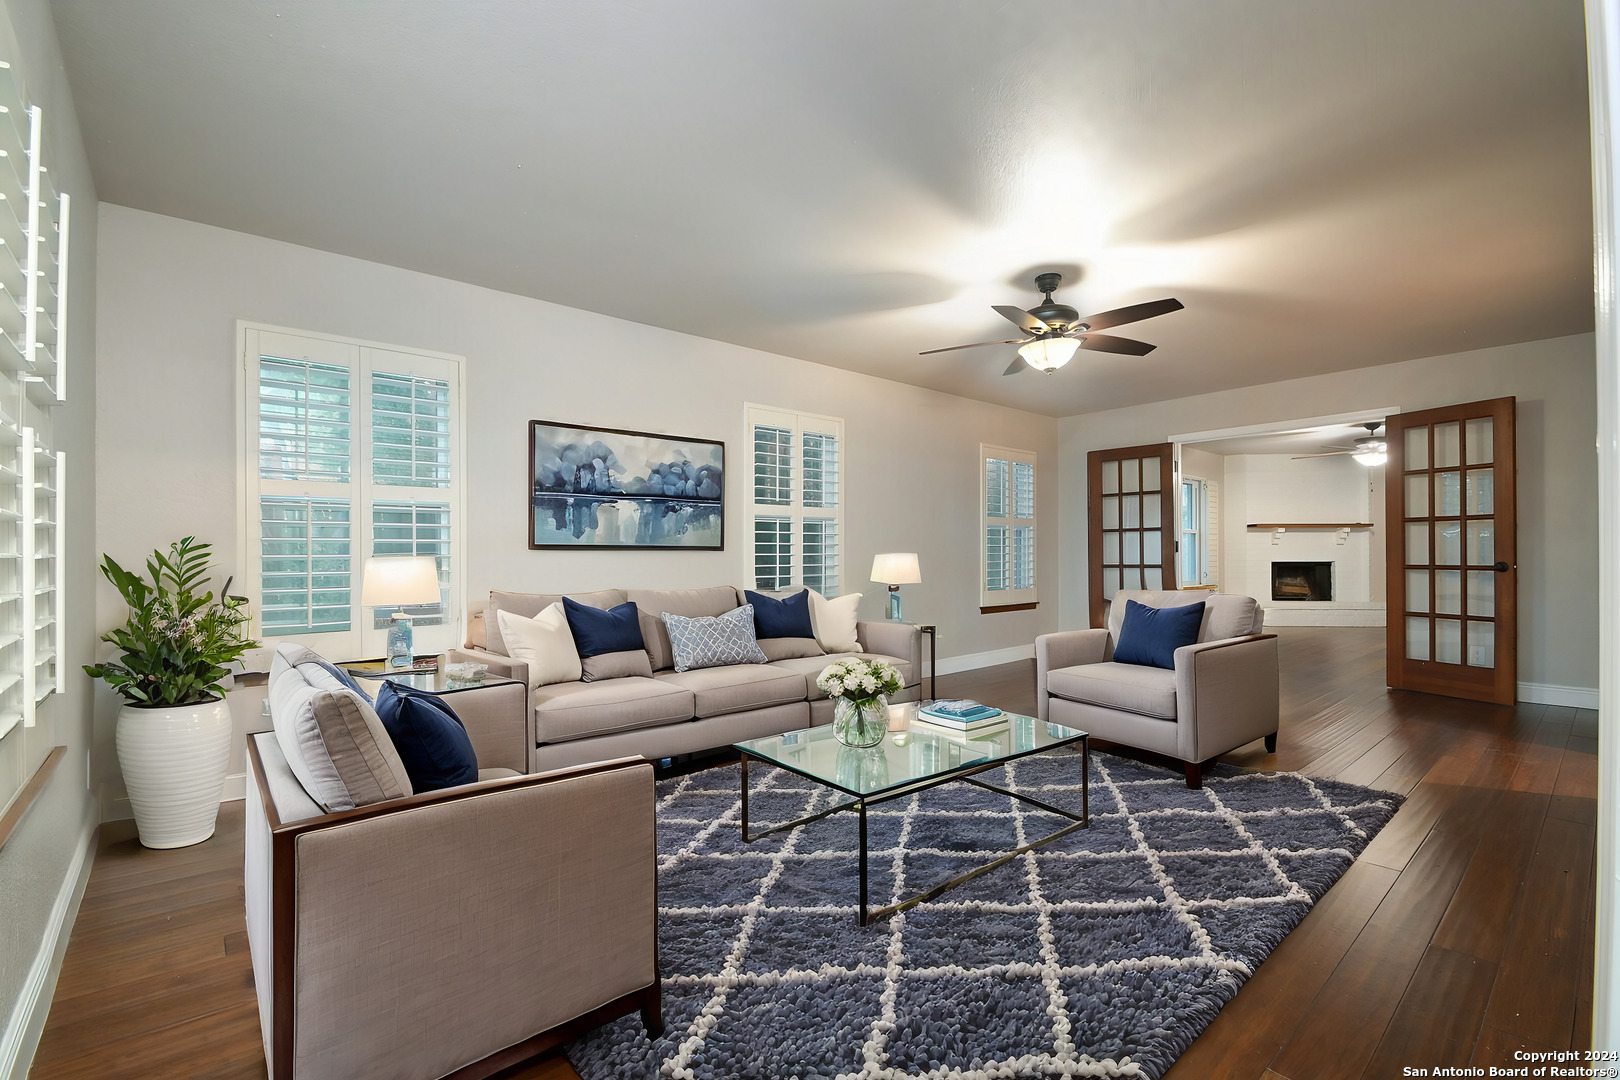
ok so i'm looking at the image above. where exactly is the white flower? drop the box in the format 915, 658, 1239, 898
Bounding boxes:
860, 674, 877, 693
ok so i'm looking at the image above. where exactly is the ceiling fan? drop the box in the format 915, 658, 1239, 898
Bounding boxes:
920, 272, 1184, 375
1290, 422, 1389, 466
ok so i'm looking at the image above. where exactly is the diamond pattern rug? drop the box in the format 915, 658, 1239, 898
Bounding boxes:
568, 749, 1403, 1080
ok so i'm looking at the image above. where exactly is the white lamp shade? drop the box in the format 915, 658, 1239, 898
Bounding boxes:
1017, 337, 1081, 372
870, 552, 921, 585
361, 556, 442, 607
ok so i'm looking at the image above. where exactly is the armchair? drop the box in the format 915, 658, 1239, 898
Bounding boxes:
1036, 590, 1279, 787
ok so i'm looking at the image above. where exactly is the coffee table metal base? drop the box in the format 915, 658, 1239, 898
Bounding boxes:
739, 737, 1089, 925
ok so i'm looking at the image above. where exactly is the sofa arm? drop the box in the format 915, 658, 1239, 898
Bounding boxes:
856, 620, 922, 685
268, 757, 656, 1080
446, 675, 529, 774
1172, 635, 1280, 763
1035, 629, 1112, 721
447, 645, 528, 687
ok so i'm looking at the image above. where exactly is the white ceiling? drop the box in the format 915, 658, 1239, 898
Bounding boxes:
1187, 422, 1384, 457
50, 0, 1594, 417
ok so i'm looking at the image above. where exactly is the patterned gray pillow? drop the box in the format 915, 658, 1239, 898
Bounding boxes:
661, 605, 769, 672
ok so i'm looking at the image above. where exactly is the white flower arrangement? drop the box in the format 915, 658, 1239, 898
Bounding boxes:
816, 656, 903, 703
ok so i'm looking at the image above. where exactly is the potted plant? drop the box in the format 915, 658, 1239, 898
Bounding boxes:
85, 537, 255, 848
816, 657, 904, 747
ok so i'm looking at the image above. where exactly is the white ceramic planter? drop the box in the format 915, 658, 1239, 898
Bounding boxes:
115, 697, 233, 849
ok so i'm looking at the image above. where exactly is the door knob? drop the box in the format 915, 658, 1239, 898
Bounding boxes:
1493, 561, 1510, 573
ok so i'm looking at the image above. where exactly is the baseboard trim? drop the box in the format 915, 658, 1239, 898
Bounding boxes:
934, 644, 1035, 678
0, 814, 96, 1080
1517, 682, 1601, 709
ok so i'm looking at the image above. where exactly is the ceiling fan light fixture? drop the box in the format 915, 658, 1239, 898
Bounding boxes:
1018, 337, 1081, 372
1351, 439, 1388, 467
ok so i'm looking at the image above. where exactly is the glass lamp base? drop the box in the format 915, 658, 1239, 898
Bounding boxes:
887, 588, 902, 621
386, 615, 414, 670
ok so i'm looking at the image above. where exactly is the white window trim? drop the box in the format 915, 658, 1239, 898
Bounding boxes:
235, 321, 467, 661
744, 403, 845, 596
981, 443, 1037, 608
1181, 475, 1212, 586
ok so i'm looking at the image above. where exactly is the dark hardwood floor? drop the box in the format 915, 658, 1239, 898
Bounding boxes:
31, 627, 1597, 1080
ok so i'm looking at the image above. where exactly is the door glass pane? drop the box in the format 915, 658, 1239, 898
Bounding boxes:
1467, 571, 1495, 617
1144, 531, 1162, 564
1404, 426, 1429, 471
1435, 521, 1462, 566
1466, 469, 1494, 515
1406, 570, 1430, 613
1405, 475, 1429, 518
1468, 621, 1495, 668
1123, 530, 1141, 563
1121, 458, 1140, 493
1406, 522, 1430, 564
1123, 567, 1142, 590
1435, 471, 1461, 516
1102, 532, 1120, 564
1102, 496, 1119, 530
1142, 457, 1161, 492
1465, 417, 1494, 465
1144, 568, 1163, 589
1143, 493, 1161, 529
1102, 460, 1119, 495
1123, 495, 1141, 529
1434, 422, 1460, 469
1435, 619, 1462, 664
1103, 568, 1120, 599
1467, 521, 1495, 565
1435, 570, 1462, 615
1406, 616, 1430, 661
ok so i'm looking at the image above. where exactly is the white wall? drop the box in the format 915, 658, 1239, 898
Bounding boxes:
93, 204, 1060, 816
0, 0, 98, 1074
1059, 334, 1598, 694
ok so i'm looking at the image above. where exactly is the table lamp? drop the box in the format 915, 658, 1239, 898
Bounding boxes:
870, 552, 921, 621
361, 556, 442, 669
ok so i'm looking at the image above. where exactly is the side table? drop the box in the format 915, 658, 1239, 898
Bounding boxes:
916, 624, 937, 701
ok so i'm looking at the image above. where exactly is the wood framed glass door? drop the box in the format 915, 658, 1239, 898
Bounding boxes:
1385, 397, 1517, 704
1087, 443, 1177, 627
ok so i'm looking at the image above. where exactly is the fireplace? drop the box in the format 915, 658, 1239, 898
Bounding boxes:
1271, 561, 1334, 602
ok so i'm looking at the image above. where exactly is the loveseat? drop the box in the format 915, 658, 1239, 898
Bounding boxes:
449, 585, 923, 772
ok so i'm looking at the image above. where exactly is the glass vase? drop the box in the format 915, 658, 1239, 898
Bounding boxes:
832, 694, 889, 747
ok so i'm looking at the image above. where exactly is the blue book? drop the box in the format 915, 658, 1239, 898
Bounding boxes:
920, 699, 1004, 726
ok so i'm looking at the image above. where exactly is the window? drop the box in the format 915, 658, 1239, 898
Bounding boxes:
746, 405, 843, 596
982, 445, 1036, 608
239, 325, 464, 659
1181, 476, 1215, 586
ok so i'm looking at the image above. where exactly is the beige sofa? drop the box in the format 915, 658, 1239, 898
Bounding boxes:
1036, 590, 1279, 787
450, 585, 923, 772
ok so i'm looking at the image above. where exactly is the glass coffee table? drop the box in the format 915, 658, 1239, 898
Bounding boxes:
733, 703, 1089, 925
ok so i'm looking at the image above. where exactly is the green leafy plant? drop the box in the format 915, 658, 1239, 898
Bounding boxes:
83, 537, 256, 707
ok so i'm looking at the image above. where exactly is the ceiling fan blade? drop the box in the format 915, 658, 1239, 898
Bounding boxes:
1077, 298, 1185, 332
1003, 357, 1027, 376
1290, 450, 1356, 459
918, 337, 1029, 355
1078, 333, 1157, 356
993, 304, 1050, 333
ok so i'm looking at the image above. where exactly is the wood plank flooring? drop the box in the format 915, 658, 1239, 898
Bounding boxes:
31, 627, 1597, 1080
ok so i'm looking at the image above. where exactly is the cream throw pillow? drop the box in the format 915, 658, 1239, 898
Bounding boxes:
808, 589, 862, 654
497, 603, 583, 688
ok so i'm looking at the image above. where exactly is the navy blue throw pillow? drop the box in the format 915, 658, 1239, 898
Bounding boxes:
1113, 599, 1206, 670
374, 681, 479, 792
562, 598, 646, 658
744, 589, 815, 639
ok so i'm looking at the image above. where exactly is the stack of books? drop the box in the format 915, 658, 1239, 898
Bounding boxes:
916, 698, 1005, 732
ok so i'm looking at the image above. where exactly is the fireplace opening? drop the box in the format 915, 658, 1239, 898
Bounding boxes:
1272, 561, 1334, 602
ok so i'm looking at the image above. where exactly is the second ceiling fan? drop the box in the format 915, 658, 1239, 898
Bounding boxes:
921, 272, 1184, 375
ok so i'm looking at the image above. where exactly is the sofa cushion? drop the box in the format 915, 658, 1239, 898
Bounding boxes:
581, 649, 655, 682
485, 588, 626, 656
564, 598, 646, 658
1045, 661, 1178, 720
745, 589, 815, 639
1114, 599, 1205, 670
628, 587, 740, 671
654, 664, 807, 718
374, 682, 479, 793
808, 589, 862, 653
758, 637, 824, 662
531, 678, 695, 744
662, 605, 769, 672
497, 603, 582, 688
768, 653, 915, 700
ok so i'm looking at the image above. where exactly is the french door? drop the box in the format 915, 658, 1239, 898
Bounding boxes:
1087, 443, 1178, 627
1385, 397, 1517, 704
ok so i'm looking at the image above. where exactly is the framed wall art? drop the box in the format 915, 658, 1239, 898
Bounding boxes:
528, 420, 725, 549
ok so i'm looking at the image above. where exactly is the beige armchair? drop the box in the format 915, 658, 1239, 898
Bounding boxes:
1036, 590, 1279, 787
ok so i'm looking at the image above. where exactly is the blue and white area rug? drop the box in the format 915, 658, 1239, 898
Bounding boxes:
569, 750, 1403, 1080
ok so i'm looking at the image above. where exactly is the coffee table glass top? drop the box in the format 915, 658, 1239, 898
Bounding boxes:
734, 702, 1087, 798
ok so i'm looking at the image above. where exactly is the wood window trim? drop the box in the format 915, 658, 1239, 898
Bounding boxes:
980, 602, 1038, 614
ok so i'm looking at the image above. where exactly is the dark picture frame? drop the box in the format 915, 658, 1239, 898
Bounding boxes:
528, 419, 725, 550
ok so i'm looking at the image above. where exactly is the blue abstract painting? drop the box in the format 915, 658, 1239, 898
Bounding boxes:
529, 420, 725, 549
